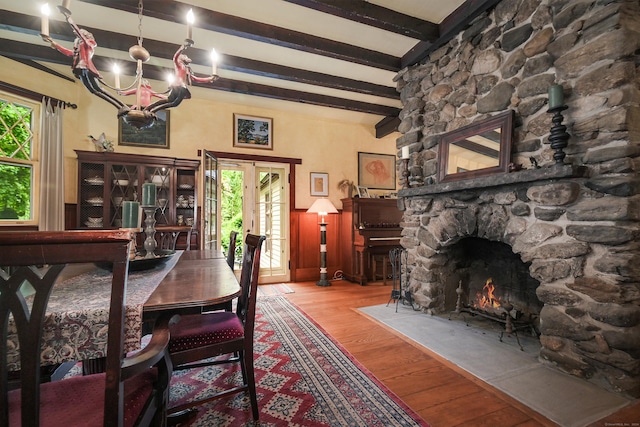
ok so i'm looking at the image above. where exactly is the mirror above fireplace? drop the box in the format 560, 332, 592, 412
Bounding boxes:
437, 110, 515, 183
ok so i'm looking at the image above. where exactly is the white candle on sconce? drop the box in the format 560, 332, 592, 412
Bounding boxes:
210, 48, 218, 76
186, 9, 194, 40
113, 64, 120, 89
41, 4, 50, 36
401, 146, 410, 159
61, 0, 71, 10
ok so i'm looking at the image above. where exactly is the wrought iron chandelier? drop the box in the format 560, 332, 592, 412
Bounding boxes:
40, 0, 218, 129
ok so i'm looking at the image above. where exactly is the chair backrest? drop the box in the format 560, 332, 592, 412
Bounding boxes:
0, 230, 168, 426
226, 231, 239, 269
156, 226, 192, 251
235, 234, 266, 337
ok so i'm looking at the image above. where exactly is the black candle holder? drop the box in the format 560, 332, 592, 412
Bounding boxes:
401, 158, 410, 189
547, 105, 570, 165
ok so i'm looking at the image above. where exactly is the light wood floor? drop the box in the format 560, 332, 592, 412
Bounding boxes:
282, 279, 640, 427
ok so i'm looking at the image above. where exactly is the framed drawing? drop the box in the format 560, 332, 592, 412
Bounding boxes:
357, 186, 370, 198
119, 110, 170, 149
310, 172, 328, 196
234, 114, 273, 149
358, 152, 396, 190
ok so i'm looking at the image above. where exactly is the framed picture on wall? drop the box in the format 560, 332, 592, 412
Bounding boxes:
358, 152, 396, 190
310, 172, 329, 196
119, 110, 170, 149
234, 114, 273, 149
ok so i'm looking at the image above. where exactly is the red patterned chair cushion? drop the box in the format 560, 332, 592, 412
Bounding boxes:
9, 370, 156, 427
169, 312, 244, 353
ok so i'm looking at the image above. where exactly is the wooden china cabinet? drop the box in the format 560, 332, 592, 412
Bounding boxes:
75, 150, 200, 249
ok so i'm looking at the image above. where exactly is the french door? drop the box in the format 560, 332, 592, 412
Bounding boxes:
207, 155, 290, 283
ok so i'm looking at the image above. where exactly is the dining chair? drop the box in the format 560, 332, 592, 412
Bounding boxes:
167, 233, 266, 421
156, 225, 192, 251
0, 230, 173, 427
226, 230, 239, 269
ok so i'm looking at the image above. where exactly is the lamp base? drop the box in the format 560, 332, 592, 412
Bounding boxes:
316, 278, 331, 287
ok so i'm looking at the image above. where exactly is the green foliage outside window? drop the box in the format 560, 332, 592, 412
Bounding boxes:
221, 170, 243, 260
0, 100, 33, 220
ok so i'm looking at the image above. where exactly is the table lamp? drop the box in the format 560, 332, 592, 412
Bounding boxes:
307, 198, 338, 287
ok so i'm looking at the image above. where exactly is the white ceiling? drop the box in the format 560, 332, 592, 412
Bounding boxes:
0, 0, 470, 127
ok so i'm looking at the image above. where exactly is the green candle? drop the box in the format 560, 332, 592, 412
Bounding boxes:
142, 183, 156, 206
122, 201, 139, 228
548, 84, 564, 109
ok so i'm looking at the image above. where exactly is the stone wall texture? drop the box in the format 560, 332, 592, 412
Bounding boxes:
396, 0, 640, 396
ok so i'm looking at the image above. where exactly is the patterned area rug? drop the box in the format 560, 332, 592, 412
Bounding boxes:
169, 295, 428, 426
256, 283, 295, 296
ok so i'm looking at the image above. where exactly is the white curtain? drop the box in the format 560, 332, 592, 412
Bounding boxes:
38, 98, 65, 231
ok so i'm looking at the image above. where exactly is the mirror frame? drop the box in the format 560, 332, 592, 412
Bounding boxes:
437, 110, 515, 183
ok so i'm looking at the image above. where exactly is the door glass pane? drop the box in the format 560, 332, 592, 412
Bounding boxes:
221, 169, 243, 265
256, 166, 286, 277
203, 151, 218, 250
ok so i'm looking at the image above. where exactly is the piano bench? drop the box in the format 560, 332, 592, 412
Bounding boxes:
371, 253, 391, 285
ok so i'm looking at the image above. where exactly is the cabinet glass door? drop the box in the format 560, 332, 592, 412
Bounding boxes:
145, 166, 171, 225
110, 164, 139, 228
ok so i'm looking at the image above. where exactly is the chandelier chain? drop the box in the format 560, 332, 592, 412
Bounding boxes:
137, 0, 144, 47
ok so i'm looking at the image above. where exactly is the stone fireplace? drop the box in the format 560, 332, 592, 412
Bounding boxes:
394, 0, 640, 396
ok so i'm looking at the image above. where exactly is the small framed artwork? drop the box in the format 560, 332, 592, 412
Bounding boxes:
119, 110, 170, 149
358, 152, 396, 190
357, 186, 370, 198
234, 114, 273, 150
310, 172, 329, 196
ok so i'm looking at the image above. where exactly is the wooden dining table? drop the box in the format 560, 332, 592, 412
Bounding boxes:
143, 250, 240, 322
6, 249, 240, 371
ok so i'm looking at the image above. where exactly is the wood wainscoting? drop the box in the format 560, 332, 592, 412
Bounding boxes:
290, 209, 342, 283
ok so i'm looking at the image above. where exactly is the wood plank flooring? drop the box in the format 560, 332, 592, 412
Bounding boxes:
282, 279, 640, 427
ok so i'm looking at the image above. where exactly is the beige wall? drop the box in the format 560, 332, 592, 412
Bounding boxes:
0, 57, 398, 211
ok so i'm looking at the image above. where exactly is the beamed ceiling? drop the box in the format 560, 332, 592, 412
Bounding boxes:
0, 0, 500, 138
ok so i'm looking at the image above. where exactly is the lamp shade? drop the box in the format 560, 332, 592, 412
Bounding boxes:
306, 198, 338, 216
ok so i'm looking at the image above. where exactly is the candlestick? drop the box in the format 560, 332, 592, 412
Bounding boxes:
548, 84, 564, 110
402, 158, 410, 189
401, 145, 410, 159
142, 207, 157, 258
122, 201, 139, 228
142, 183, 156, 207
547, 105, 570, 165
41, 4, 50, 37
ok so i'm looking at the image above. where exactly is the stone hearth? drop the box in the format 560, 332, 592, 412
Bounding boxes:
395, 0, 640, 396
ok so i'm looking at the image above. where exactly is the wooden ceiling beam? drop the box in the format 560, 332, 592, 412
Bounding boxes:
282, 0, 439, 41
375, 115, 401, 138
78, 0, 401, 71
402, 0, 502, 68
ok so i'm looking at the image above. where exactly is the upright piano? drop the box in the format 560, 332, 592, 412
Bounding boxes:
340, 198, 403, 285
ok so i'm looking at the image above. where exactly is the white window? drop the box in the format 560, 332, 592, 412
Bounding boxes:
0, 93, 40, 223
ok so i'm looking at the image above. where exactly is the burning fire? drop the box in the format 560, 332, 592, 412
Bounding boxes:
476, 278, 501, 309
